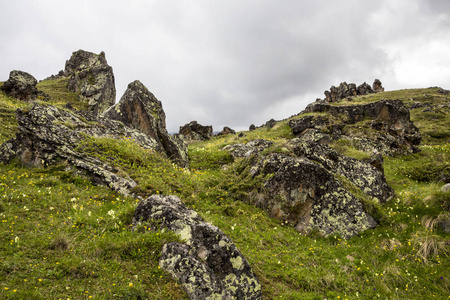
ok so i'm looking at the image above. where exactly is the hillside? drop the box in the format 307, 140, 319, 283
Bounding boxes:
0, 63, 449, 298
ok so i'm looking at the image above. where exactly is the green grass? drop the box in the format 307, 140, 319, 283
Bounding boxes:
36, 78, 86, 110
0, 87, 27, 144
1, 87, 450, 299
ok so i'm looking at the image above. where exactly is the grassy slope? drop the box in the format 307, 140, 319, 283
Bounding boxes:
0, 82, 449, 299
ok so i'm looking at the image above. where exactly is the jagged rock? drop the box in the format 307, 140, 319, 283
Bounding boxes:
250, 153, 378, 238
223, 139, 273, 158
1, 70, 40, 101
216, 126, 236, 136
179, 121, 213, 141
289, 139, 394, 203
249, 124, 256, 131
303, 99, 422, 155
289, 115, 328, 136
0, 103, 170, 195
103, 80, 188, 167
437, 88, 450, 95
324, 80, 382, 102
64, 50, 116, 114
132, 195, 262, 300
372, 79, 384, 92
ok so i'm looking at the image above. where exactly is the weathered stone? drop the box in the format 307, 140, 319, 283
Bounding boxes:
1, 70, 39, 101
289, 115, 329, 136
442, 183, 450, 193
64, 50, 116, 114
223, 139, 273, 158
290, 139, 394, 203
263, 118, 277, 128
179, 121, 213, 141
103, 80, 188, 167
0, 103, 168, 195
372, 79, 384, 92
303, 99, 422, 155
249, 124, 256, 131
324, 80, 381, 102
132, 195, 262, 300
250, 153, 378, 238
216, 126, 236, 136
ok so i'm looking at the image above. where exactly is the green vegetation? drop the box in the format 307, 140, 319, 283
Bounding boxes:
37, 78, 86, 110
1, 87, 449, 299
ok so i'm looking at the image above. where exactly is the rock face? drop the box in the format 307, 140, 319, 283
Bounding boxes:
301, 99, 422, 155
103, 80, 188, 167
64, 50, 116, 114
179, 121, 213, 141
1, 70, 40, 101
324, 80, 383, 102
0, 103, 167, 195
133, 195, 262, 300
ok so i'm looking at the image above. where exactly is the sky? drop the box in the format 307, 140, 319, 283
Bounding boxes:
1, 0, 450, 132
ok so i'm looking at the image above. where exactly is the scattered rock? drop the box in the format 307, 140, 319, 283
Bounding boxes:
372, 79, 384, 92
323, 80, 383, 103
216, 126, 236, 136
132, 195, 262, 300
1, 70, 41, 101
64, 50, 116, 114
289, 115, 328, 136
223, 139, 273, 158
249, 124, 256, 131
437, 88, 450, 95
0, 103, 170, 195
442, 183, 450, 193
103, 80, 188, 167
263, 118, 277, 128
179, 121, 213, 141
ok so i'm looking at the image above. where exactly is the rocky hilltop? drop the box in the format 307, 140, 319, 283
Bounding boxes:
1, 51, 448, 299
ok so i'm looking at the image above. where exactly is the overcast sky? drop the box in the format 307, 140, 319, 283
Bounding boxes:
1, 0, 449, 132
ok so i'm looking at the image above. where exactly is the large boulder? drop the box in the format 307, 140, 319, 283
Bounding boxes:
64, 50, 116, 114
179, 121, 213, 141
133, 195, 262, 300
0, 103, 167, 195
216, 126, 236, 136
103, 80, 188, 167
1, 70, 39, 101
250, 153, 378, 238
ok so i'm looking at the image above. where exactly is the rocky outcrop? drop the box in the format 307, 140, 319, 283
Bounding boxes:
0, 103, 166, 195
216, 126, 236, 136
64, 50, 116, 114
179, 121, 213, 141
250, 153, 378, 238
133, 195, 262, 300
301, 99, 422, 155
324, 80, 383, 102
1, 70, 41, 101
103, 80, 188, 167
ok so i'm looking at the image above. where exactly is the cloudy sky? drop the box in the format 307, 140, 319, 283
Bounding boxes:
1, 0, 449, 132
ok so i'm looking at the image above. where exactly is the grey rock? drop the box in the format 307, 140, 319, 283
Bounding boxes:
216, 126, 236, 136
1, 70, 40, 101
251, 153, 378, 238
372, 79, 384, 92
442, 183, 450, 192
179, 121, 213, 141
223, 139, 273, 158
103, 80, 188, 167
132, 195, 262, 300
64, 50, 116, 114
249, 124, 256, 131
0, 103, 167, 195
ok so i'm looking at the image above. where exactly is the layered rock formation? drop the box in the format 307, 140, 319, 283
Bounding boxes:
1, 70, 42, 101
103, 80, 188, 167
133, 195, 262, 300
300, 99, 422, 155
64, 50, 116, 114
179, 121, 213, 141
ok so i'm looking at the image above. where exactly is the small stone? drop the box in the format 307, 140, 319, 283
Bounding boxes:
441, 183, 450, 192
